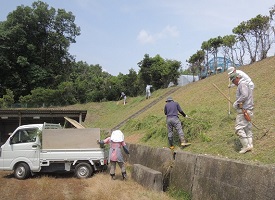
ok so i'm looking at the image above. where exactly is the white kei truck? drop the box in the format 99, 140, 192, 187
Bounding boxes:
0, 122, 108, 179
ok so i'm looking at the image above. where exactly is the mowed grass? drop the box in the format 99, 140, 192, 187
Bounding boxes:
66, 56, 275, 165
0, 169, 175, 200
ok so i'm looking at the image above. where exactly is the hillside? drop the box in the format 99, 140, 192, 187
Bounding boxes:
66, 56, 275, 165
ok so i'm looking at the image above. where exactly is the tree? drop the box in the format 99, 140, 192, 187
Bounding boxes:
187, 50, 205, 79
123, 69, 139, 97
137, 54, 153, 86
138, 54, 181, 89
208, 36, 223, 74
233, 14, 272, 63
221, 35, 237, 67
0, 1, 80, 99
0, 89, 14, 108
201, 40, 211, 74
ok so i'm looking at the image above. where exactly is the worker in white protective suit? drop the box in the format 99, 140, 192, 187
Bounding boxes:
145, 85, 152, 99
227, 67, 255, 91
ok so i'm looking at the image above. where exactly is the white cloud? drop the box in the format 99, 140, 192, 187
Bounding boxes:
137, 30, 155, 44
158, 25, 180, 38
137, 25, 180, 44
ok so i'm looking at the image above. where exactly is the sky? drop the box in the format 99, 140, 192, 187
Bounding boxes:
1, 0, 275, 76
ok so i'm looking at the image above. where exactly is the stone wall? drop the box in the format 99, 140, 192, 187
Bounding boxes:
126, 144, 275, 200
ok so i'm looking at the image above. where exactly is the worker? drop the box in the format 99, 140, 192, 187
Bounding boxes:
97, 130, 130, 180
164, 96, 190, 150
230, 73, 254, 154
227, 67, 254, 91
145, 85, 152, 99
120, 92, 127, 105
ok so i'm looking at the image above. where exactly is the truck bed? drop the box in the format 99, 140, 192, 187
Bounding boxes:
42, 128, 100, 149
40, 148, 106, 161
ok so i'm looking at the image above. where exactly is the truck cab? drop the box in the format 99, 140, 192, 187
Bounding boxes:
0, 123, 107, 179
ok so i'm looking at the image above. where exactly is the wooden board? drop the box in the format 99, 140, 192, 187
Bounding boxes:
64, 117, 86, 129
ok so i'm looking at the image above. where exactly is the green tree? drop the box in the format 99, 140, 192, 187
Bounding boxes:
208, 36, 223, 74
0, 1, 80, 99
137, 54, 153, 86
123, 69, 139, 97
138, 54, 181, 89
19, 87, 58, 107
201, 40, 211, 74
187, 50, 205, 79
222, 35, 237, 68
249, 15, 272, 60
233, 14, 272, 63
0, 89, 14, 108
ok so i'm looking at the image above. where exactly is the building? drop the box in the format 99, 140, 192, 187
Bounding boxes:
0, 109, 87, 144
177, 75, 199, 86
201, 57, 241, 78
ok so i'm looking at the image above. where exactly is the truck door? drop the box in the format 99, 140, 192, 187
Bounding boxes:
2, 128, 40, 170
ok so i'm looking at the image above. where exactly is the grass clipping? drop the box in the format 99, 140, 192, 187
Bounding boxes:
123, 113, 212, 147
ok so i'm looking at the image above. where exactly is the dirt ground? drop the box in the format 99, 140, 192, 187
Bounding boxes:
0, 167, 174, 200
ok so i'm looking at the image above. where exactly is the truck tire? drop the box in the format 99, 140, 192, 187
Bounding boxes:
14, 163, 31, 180
75, 163, 93, 179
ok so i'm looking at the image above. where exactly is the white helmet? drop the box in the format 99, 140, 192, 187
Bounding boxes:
227, 67, 235, 75
110, 130, 124, 142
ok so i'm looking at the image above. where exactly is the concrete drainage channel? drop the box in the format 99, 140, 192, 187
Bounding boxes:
127, 143, 275, 200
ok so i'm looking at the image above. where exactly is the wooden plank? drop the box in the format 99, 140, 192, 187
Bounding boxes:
64, 117, 85, 129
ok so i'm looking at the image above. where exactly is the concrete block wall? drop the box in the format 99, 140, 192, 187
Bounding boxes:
126, 144, 275, 200
132, 164, 163, 191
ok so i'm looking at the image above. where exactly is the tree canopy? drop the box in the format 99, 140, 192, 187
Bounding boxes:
0, 1, 80, 100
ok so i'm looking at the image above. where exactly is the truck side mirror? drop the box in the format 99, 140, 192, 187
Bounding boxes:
9, 137, 14, 145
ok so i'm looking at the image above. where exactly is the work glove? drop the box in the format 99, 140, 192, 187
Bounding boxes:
238, 103, 243, 109
233, 102, 243, 109
97, 140, 105, 148
233, 101, 238, 109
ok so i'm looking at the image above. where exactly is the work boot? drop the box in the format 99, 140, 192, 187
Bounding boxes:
247, 138, 253, 151
239, 138, 249, 154
169, 146, 175, 150
168, 137, 174, 147
122, 172, 127, 180
110, 173, 115, 180
181, 139, 191, 147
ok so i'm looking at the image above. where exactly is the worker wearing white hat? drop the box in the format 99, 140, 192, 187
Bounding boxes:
97, 130, 129, 180
227, 67, 254, 91
230, 73, 254, 154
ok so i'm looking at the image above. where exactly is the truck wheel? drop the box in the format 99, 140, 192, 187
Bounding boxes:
75, 163, 93, 179
14, 163, 31, 180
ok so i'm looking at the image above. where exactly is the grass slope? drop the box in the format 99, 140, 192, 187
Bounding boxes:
66, 56, 275, 165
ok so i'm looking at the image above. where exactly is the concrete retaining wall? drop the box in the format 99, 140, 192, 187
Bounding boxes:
126, 144, 275, 200
132, 164, 163, 191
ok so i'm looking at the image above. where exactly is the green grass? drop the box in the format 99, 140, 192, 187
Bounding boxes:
167, 187, 191, 200
65, 56, 275, 165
